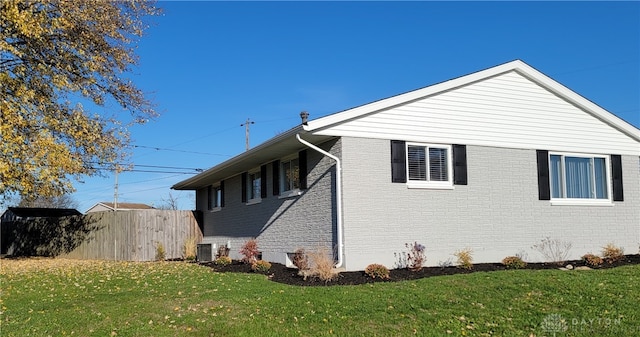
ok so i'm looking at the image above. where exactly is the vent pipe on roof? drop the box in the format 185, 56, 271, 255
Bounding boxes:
300, 111, 309, 125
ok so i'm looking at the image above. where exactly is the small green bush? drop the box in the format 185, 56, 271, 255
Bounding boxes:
251, 260, 272, 273
501, 256, 527, 269
582, 253, 603, 268
364, 263, 390, 279
155, 242, 166, 261
214, 256, 232, 266
601, 243, 624, 264
454, 248, 473, 270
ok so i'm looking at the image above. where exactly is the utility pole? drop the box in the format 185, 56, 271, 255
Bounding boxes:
113, 165, 120, 261
113, 165, 120, 211
241, 118, 255, 151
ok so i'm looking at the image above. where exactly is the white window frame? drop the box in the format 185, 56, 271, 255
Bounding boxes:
406, 143, 453, 189
548, 151, 613, 206
279, 155, 301, 198
247, 169, 262, 205
208, 184, 222, 212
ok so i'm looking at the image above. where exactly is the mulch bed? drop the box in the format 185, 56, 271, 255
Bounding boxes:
200, 254, 640, 287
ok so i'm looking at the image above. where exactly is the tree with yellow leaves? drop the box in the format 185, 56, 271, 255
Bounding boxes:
0, 0, 159, 200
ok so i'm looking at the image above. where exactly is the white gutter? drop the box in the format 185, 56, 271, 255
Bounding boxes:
295, 133, 344, 269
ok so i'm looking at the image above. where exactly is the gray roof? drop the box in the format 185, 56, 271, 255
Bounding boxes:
172, 126, 333, 190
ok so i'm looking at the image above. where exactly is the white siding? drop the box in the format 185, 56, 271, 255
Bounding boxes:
314, 71, 639, 155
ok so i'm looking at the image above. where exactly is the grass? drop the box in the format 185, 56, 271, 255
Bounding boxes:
1, 258, 639, 336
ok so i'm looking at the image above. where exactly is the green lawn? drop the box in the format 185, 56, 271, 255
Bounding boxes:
1, 258, 638, 336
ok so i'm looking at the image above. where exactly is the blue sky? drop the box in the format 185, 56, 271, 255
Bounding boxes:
71, 1, 640, 212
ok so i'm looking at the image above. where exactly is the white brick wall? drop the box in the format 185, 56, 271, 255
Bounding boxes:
341, 137, 640, 271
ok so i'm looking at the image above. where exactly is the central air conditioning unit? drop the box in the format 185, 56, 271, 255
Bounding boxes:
196, 243, 212, 262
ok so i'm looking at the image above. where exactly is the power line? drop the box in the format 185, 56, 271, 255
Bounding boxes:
91, 167, 199, 174
133, 164, 203, 171
73, 174, 186, 195
87, 162, 204, 173
133, 145, 232, 157
119, 185, 171, 195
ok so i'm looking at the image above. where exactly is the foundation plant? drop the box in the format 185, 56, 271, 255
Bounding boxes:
532, 237, 573, 265
251, 260, 272, 273
297, 247, 339, 282
454, 248, 473, 270
581, 253, 603, 268
239, 239, 260, 264
214, 256, 232, 266
601, 243, 625, 264
501, 256, 527, 269
364, 264, 390, 279
292, 248, 309, 271
405, 242, 426, 271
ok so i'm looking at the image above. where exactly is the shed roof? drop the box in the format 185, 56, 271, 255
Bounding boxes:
87, 202, 155, 212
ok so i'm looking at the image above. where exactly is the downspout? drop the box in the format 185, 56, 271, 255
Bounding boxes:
295, 133, 344, 269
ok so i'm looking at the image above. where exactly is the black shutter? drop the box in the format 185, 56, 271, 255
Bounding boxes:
207, 185, 212, 210
453, 144, 467, 185
391, 140, 406, 183
536, 150, 550, 200
299, 150, 308, 190
241, 172, 247, 203
611, 155, 624, 202
260, 165, 268, 198
220, 180, 225, 207
272, 161, 280, 196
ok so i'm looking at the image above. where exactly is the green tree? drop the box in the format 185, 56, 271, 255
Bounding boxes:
0, 0, 160, 199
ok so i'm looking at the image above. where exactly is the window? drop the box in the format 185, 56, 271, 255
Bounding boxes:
207, 183, 223, 210
406, 143, 453, 188
549, 153, 610, 200
248, 171, 261, 202
281, 157, 300, 193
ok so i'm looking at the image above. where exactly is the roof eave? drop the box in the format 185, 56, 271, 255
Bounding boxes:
172, 125, 330, 190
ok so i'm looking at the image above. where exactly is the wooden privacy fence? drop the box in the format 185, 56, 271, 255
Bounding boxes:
60, 210, 203, 261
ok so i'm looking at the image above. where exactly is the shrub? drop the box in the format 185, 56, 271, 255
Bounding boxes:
601, 243, 624, 264
239, 239, 259, 264
502, 256, 527, 269
364, 264, 390, 279
217, 245, 230, 257
251, 260, 272, 273
183, 237, 197, 261
532, 237, 573, 264
155, 242, 166, 261
292, 248, 309, 270
405, 242, 426, 271
581, 253, 603, 268
300, 247, 338, 282
454, 248, 473, 270
438, 259, 453, 268
214, 256, 232, 266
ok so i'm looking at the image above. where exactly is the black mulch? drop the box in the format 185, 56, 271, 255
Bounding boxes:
199, 254, 640, 287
